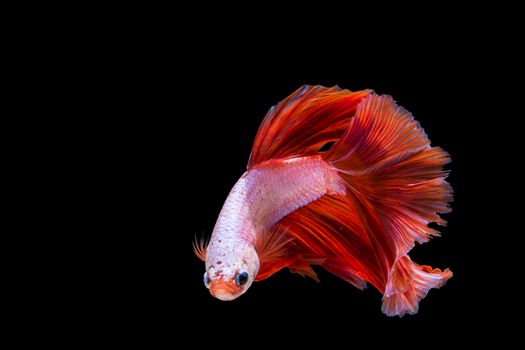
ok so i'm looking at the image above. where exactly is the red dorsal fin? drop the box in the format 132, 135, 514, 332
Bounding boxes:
248, 85, 371, 169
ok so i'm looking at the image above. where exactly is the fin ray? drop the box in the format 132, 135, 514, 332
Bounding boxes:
192, 236, 208, 262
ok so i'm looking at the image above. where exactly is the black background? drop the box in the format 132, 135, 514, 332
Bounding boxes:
15, 6, 519, 346
75, 29, 510, 345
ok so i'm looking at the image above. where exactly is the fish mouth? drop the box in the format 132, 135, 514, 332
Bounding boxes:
209, 280, 243, 301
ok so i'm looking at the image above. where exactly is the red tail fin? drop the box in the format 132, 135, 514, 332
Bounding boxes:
325, 94, 452, 259
381, 256, 452, 317
322, 94, 452, 316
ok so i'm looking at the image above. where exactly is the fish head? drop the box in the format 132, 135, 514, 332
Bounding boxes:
204, 243, 259, 301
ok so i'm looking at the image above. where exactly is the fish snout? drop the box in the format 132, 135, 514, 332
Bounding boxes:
209, 279, 243, 301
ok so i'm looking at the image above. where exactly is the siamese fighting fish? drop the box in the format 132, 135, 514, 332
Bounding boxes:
193, 85, 453, 316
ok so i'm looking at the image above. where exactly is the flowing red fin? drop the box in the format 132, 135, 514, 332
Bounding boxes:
248, 85, 371, 168
192, 236, 208, 262
275, 194, 385, 291
255, 258, 293, 282
322, 259, 368, 290
325, 94, 453, 258
381, 256, 452, 317
248, 89, 452, 315
288, 260, 321, 282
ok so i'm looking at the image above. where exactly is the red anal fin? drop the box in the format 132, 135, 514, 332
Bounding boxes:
322, 259, 368, 290
248, 85, 371, 169
275, 194, 388, 291
288, 258, 325, 282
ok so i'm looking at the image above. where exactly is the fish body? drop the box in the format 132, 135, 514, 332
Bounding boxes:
194, 85, 452, 316
204, 156, 344, 299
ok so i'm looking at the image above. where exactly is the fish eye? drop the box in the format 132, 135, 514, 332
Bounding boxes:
204, 272, 210, 289
235, 271, 249, 286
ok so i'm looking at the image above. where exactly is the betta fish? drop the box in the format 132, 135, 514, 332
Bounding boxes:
194, 85, 453, 316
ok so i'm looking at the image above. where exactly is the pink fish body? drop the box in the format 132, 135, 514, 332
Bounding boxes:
194, 86, 452, 316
